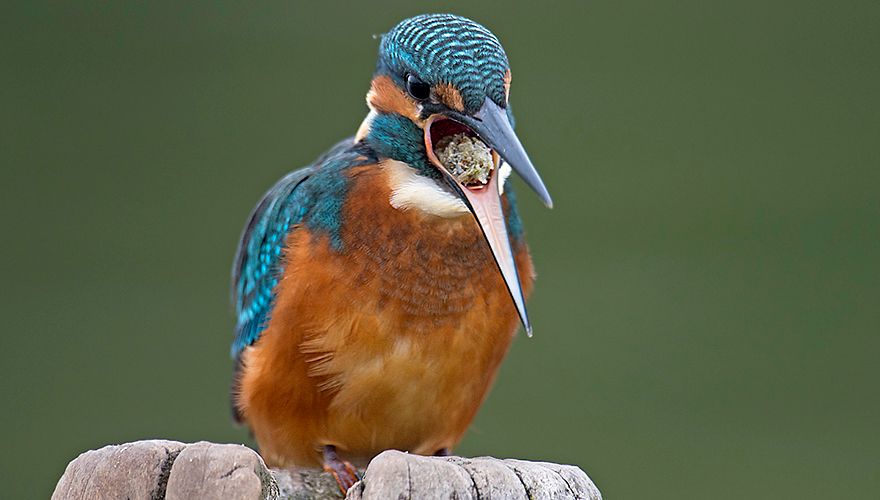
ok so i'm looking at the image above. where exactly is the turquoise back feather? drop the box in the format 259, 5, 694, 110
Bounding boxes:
230, 140, 374, 358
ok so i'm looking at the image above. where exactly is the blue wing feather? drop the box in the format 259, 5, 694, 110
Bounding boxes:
230, 138, 371, 359
230, 167, 313, 358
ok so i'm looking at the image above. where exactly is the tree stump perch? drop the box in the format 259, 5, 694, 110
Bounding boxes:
52, 440, 602, 499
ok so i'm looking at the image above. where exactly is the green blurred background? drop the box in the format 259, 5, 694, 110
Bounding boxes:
2, 1, 878, 498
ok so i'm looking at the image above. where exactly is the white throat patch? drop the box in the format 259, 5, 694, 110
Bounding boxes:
385, 160, 469, 218
384, 160, 512, 218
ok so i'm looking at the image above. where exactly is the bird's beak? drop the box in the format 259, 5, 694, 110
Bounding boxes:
458, 98, 553, 209
424, 98, 552, 336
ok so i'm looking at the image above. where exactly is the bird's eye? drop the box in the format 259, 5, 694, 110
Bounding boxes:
406, 74, 431, 100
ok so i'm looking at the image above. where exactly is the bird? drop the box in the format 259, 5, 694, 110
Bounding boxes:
229, 13, 553, 492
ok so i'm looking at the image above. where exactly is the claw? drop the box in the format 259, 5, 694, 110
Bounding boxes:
322, 445, 360, 494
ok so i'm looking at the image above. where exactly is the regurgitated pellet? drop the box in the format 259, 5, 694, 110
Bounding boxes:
434, 133, 494, 186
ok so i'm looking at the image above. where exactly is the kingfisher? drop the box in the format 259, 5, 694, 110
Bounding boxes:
230, 13, 553, 491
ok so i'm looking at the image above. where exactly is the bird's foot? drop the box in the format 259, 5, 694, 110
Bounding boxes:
322, 445, 359, 494
434, 447, 452, 456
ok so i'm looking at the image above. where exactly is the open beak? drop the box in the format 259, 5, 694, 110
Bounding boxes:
424, 98, 552, 336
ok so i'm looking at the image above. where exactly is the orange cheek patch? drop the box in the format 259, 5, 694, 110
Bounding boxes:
367, 75, 420, 122
434, 83, 465, 112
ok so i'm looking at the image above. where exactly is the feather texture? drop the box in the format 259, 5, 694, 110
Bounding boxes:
236, 159, 533, 467
231, 139, 374, 359
379, 14, 509, 112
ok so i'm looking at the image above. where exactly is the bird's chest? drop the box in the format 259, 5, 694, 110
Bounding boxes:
273, 164, 532, 455
295, 162, 517, 333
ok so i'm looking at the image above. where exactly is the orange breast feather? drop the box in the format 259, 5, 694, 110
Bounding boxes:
237, 162, 533, 468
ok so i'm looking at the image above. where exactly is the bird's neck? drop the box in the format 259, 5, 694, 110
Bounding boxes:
383, 159, 470, 218
354, 110, 521, 235
355, 110, 465, 218
358, 112, 438, 179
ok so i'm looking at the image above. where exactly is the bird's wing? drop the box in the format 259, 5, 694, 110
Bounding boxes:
230, 139, 356, 360
230, 166, 313, 359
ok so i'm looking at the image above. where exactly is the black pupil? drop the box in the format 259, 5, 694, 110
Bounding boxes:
406, 75, 430, 100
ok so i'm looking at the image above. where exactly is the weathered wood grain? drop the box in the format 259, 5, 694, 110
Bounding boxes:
52, 440, 602, 499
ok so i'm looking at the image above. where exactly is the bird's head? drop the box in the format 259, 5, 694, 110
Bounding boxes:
358, 14, 552, 335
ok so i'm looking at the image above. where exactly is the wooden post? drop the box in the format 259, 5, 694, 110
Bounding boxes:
53, 440, 602, 499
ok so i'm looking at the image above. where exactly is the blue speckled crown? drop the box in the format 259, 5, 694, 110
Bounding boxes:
378, 14, 509, 112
